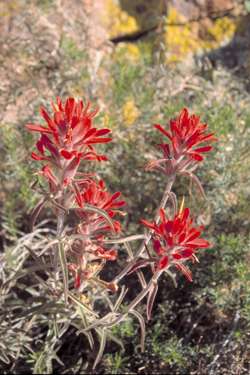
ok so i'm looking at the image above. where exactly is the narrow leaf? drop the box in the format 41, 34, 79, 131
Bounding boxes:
113, 285, 128, 312
146, 283, 158, 321
30, 198, 46, 230
58, 242, 68, 304
68, 292, 98, 317
106, 333, 125, 352
93, 329, 107, 369
84, 204, 115, 232
78, 307, 94, 349
130, 310, 146, 352
104, 234, 146, 244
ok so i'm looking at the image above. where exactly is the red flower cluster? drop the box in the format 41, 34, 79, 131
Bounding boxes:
26, 97, 112, 187
148, 108, 216, 175
26, 97, 126, 290
141, 206, 210, 281
69, 179, 126, 288
75, 179, 126, 234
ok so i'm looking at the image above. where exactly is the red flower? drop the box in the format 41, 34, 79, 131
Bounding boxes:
149, 108, 216, 175
26, 97, 112, 185
140, 206, 210, 281
76, 179, 126, 234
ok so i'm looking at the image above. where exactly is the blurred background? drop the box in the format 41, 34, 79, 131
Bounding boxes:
0, 0, 250, 373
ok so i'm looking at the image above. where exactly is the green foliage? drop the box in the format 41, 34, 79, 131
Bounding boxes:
235, 262, 250, 324
245, 0, 250, 12
105, 352, 130, 375
151, 324, 187, 368
111, 62, 143, 107
198, 233, 250, 332
212, 234, 248, 282
202, 103, 236, 135
60, 36, 87, 62
0, 123, 37, 232
112, 317, 134, 339
37, 0, 55, 12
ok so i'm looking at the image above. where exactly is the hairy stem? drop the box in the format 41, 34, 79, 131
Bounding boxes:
113, 174, 176, 283
125, 276, 158, 312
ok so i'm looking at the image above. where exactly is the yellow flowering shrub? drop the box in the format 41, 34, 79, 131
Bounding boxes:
207, 17, 236, 43
117, 0, 167, 29
165, 7, 237, 63
122, 98, 140, 126
105, 0, 138, 38
0, 0, 19, 17
165, 8, 200, 63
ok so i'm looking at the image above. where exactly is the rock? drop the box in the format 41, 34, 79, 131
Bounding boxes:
104, 0, 240, 64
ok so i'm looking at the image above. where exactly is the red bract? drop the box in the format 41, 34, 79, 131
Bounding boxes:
76, 179, 126, 234
26, 97, 112, 185
68, 240, 118, 289
68, 180, 125, 289
148, 108, 216, 175
140, 206, 210, 281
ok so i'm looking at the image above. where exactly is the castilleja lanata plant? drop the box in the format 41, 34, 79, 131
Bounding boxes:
26, 97, 216, 368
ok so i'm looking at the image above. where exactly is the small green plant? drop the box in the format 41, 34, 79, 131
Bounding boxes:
105, 352, 129, 374
151, 326, 186, 368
